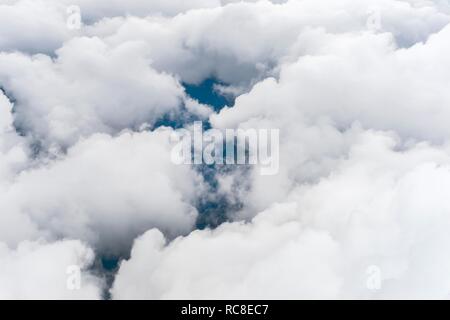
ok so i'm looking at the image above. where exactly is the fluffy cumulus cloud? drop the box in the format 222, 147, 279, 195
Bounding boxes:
0, 39, 187, 148
2, 0, 450, 299
112, 133, 450, 299
0, 0, 70, 54
0, 239, 103, 299
0, 92, 27, 183
81, 0, 450, 85
0, 129, 203, 254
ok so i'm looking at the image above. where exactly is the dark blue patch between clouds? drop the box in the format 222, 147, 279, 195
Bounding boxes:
182, 79, 241, 230
153, 78, 233, 130
97, 79, 240, 291
183, 78, 231, 112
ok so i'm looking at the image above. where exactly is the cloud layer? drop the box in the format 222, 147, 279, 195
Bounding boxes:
1, 0, 450, 299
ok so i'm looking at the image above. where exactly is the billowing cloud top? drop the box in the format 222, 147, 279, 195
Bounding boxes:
1, 0, 450, 299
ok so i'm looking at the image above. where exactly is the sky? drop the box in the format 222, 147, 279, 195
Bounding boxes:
1, 0, 450, 299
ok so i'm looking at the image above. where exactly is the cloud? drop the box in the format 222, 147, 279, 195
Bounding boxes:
212, 24, 450, 140
112, 131, 450, 299
0, 38, 186, 148
0, 129, 204, 254
2, 0, 450, 299
0, 239, 103, 299
0, 92, 28, 182
84, 0, 449, 86
209, 23, 450, 217
65, 0, 221, 21
111, 204, 342, 299
0, 0, 71, 54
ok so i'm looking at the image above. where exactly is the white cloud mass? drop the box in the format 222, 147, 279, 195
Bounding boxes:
0, 239, 103, 299
1, 0, 450, 299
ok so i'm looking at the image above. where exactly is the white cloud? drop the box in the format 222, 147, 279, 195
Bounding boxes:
0, 91, 28, 186
209, 23, 450, 217
0, 129, 204, 254
2, 0, 450, 299
66, 0, 221, 21
85, 0, 449, 86
0, 239, 103, 299
113, 132, 450, 299
0, 0, 71, 54
0, 38, 185, 148
111, 204, 342, 299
